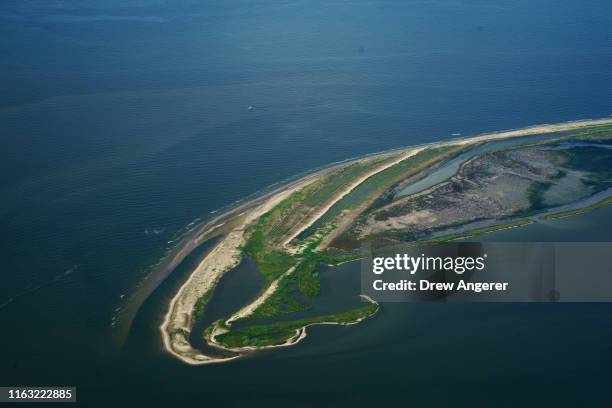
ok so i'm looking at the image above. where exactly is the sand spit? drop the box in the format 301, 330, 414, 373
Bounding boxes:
160, 175, 319, 365
209, 295, 379, 354
225, 265, 297, 326
224, 150, 429, 325
451, 118, 612, 146
160, 118, 612, 365
317, 118, 612, 249
282, 147, 427, 250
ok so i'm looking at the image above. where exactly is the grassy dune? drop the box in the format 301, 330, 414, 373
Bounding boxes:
215, 303, 378, 348
200, 121, 612, 357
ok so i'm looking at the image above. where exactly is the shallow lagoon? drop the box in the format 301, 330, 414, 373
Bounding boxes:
3, 0, 612, 405
117, 203, 612, 407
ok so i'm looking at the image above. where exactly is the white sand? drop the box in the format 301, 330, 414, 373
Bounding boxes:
225, 265, 297, 326
210, 295, 379, 353
161, 117, 612, 364
159, 175, 318, 365
282, 147, 427, 250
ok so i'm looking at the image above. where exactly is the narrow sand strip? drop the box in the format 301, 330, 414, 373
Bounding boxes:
160, 176, 319, 365
224, 148, 431, 325
161, 117, 612, 364
225, 265, 297, 326
210, 295, 379, 353
282, 147, 427, 249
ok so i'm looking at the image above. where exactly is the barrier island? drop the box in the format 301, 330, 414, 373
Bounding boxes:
161, 118, 612, 364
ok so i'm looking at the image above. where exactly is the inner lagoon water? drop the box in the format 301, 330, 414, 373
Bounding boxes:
395, 133, 563, 198
2, 0, 612, 406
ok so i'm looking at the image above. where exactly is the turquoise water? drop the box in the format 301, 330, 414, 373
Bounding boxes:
2, 0, 612, 406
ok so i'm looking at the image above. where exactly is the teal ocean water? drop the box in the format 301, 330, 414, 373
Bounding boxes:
1, 0, 612, 406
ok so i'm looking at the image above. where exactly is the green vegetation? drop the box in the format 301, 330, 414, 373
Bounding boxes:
191, 122, 612, 357
566, 124, 612, 142
171, 328, 190, 340
542, 196, 612, 220
215, 303, 378, 348
213, 173, 376, 331
242, 194, 301, 283
203, 320, 220, 339
193, 288, 214, 319
298, 223, 336, 254
242, 155, 399, 284
423, 219, 535, 243
492, 124, 612, 154
529, 124, 612, 148
315, 145, 467, 248
301, 158, 392, 207
335, 146, 461, 215
239, 215, 339, 321
240, 250, 337, 322
296, 258, 321, 297
241, 271, 310, 321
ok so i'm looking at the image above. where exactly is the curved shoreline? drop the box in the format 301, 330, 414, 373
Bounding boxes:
160, 174, 322, 365
159, 117, 612, 365
208, 295, 379, 354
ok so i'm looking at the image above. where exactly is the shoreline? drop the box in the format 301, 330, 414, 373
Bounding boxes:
159, 172, 323, 365
208, 295, 379, 354
281, 146, 427, 249
159, 117, 612, 365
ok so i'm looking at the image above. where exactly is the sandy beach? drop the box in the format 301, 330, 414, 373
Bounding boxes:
160, 117, 612, 365
209, 295, 379, 354
281, 146, 427, 250
159, 173, 321, 364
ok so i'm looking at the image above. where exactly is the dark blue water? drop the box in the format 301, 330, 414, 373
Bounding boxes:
2, 0, 612, 406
